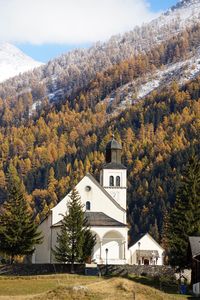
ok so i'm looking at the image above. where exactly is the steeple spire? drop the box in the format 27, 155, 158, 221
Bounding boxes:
105, 136, 122, 165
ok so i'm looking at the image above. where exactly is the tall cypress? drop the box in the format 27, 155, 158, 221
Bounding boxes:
53, 188, 95, 271
0, 163, 42, 262
168, 155, 200, 268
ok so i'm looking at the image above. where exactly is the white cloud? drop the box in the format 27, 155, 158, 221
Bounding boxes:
0, 0, 160, 44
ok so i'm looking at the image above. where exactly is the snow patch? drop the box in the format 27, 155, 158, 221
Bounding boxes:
0, 42, 43, 83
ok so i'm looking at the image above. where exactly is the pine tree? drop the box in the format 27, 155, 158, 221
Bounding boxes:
149, 219, 159, 242
53, 188, 95, 271
0, 163, 43, 262
82, 224, 96, 263
168, 155, 200, 268
161, 210, 170, 264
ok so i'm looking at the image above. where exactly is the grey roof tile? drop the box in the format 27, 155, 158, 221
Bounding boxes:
85, 211, 127, 227
52, 211, 127, 227
102, 162, 127, 170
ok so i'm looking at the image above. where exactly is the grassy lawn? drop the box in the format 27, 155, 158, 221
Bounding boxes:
0, 274, 194, 300
128, 274, 180, 293
0, 274, 102, 297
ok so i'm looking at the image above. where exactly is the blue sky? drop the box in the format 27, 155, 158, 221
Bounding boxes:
150, 0, 178, 11
0, 0, 178, 62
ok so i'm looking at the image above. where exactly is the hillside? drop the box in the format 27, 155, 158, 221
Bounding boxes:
0, 274, 188, 300
0, 0, 199, 243
1, 0, 200, 107
0, 72, 199, 242
0, 43, 42, 83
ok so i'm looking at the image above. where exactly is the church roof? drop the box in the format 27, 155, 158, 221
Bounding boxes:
136, 249, 159, 258
52, 212, 127, 228
102, 162, 126, 170
129, 233, 164, 250
189, 236, 200, 258
85, 212, 127, 227
85, 173, 126, 212
106, 138, 122, 150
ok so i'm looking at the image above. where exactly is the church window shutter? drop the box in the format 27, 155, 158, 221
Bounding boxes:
116, 176, 120, 187
109, 176, 114, 186
86, 201, 91, 210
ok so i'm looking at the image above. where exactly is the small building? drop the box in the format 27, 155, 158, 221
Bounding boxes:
129, 233, 164, 266
188, 236, 200, 296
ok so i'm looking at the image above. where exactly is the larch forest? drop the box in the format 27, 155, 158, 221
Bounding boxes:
0, 0, 199, 247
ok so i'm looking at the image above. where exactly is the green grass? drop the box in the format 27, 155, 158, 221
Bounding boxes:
0, 274, 102, 296
0, 274, 194, 300
128, 274, 194, 298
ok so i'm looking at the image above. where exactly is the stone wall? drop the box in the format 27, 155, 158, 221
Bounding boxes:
98, 264, 175, 277
0, 263, 175, 278
0, 263, 85, 276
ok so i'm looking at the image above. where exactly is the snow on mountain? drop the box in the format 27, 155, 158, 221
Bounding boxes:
1, 0, 200, 110
105, 46, 200, 116
0, 43, 43, 83
162, 0, 200, 26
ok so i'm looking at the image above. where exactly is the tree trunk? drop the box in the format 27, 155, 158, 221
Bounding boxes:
10, 254, 14, 265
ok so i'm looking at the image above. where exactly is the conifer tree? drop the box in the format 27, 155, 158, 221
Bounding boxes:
149, 219, 159, 242
47, 167, 58, 205
161, 210, 170, 264
0, 163, 42, 262
168, 155, 200, 268
53, 188, 95, 271
82, 225, 96, 263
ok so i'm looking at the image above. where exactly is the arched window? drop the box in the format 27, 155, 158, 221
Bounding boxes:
116, 176, 120, 187
109, 176, 114, 187
86, 201, 91, 211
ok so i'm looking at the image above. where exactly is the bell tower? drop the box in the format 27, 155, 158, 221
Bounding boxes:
100, 137, 127, 211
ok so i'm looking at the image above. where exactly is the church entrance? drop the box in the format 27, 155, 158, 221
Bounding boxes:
91, 230, 126, 265
101, 230, 125, 265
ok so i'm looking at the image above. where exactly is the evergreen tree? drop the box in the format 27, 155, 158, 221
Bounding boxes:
82, 225, 96, 263
53, 188, 95, 271
161, 210, 170, 264
149, 219, 159, 242
168, 155, 200, 268
0, 163, 42, 262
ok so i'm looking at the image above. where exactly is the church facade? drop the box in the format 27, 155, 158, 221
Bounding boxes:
33, 138, 129, 264
32, 138, 164, 265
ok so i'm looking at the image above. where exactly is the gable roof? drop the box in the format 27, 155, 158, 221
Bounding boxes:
85, 173, 126, 212
189, 236, 200, 258
129, 233, 164, 251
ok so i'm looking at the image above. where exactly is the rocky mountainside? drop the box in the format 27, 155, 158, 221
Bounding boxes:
0, 43, 43, 83
1, 0, 200, 109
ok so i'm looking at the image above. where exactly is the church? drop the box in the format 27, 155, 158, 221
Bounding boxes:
32, 137, 164, 265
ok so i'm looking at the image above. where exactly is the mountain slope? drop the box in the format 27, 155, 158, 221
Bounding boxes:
0, 43, 43, 83
1, 0, 200, 107
0, 0, 199, 242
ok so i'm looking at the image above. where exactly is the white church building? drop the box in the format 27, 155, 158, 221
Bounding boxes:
32, 138, 164, 265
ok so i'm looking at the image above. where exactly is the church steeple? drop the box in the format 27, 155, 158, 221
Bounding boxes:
105, 137, 122, 164
100, 135, 127, 211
